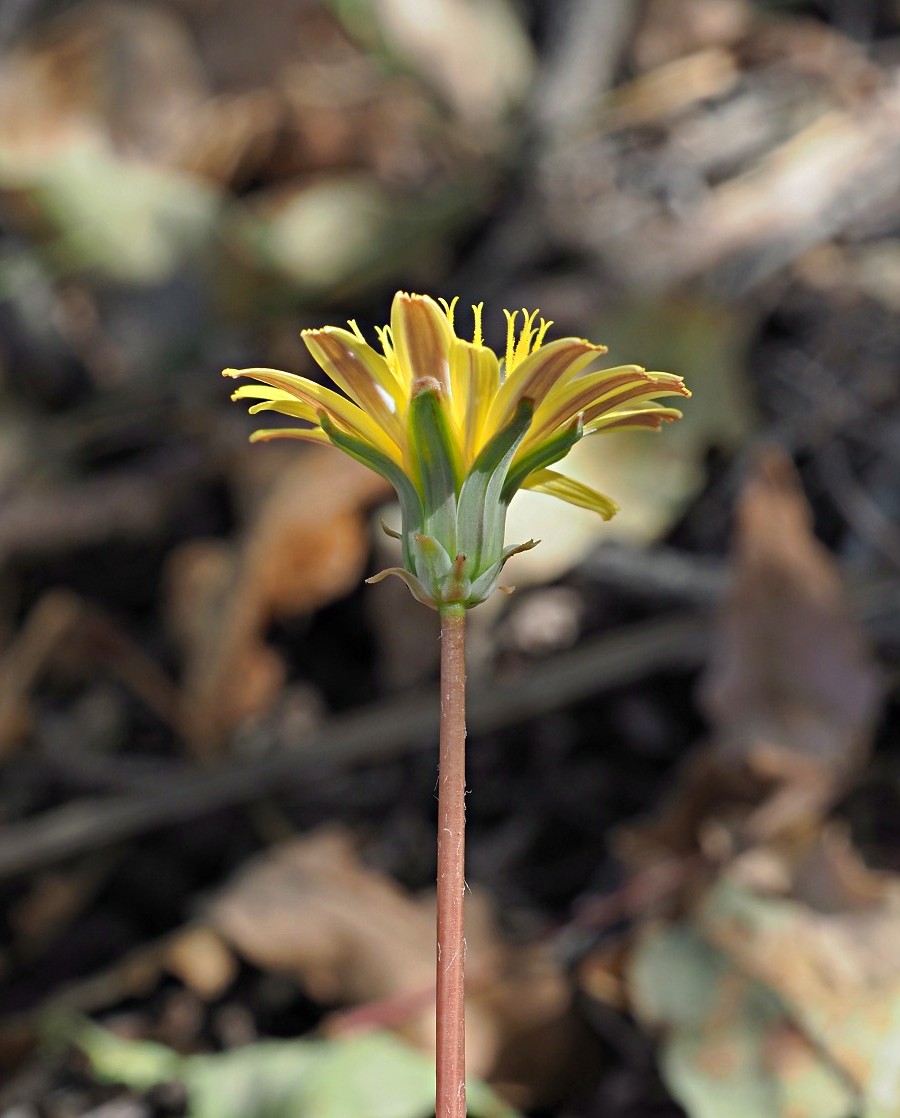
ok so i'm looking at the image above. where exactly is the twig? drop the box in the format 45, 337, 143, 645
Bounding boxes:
0, 612, 707, 882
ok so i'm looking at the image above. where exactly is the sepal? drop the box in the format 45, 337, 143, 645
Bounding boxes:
466, 539, 539, 604
319, 411, 424, 570
365, 567, 437, 609
456, 399, 532, 576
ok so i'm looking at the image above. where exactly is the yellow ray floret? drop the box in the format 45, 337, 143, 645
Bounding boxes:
224, 291, 690, 517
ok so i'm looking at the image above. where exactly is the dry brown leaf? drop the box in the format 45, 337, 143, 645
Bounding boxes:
701, 447, 882, 790
633, 0, 752, 71
0, 2, 208, 170
701, 830, 900, 1102
608, 456, 889, 1115
207, 828, 581, 1105
790, 822, 892, 912
0, 589, 183, 757
163, 926, 238, 1000
0, 589, 84, 755
208, 828, 495, 1068
618, 448, 882, 875
620, 824, 900, 1118
166, 446, 389, 755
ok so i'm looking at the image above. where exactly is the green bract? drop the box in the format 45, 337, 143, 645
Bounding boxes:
367, 389, 538, 609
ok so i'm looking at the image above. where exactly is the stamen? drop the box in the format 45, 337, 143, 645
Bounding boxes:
514, 309, 541, 366
347, 319, 367, 343
504, 309, 518, 374
375, 324, 393, 357
438, 296, 459, 333
471, 302, 484, 348
375, 324, 399, 379
533, 317, 552, 351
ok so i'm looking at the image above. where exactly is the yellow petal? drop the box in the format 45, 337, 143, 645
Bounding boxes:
521, 468, 619, 520
448, 338, 501, 463
248, 427, 331, 445
302, 327, 406, 442
583, 378, 690, 425
527, 365, 650, 446
586, 405, 685, 433
232, 385, 319, 424
390, 292, 453, 392
487, 338, 606, 432
223, 367, 401, 462
230, 384, 293, 401
246, 398, 319, 423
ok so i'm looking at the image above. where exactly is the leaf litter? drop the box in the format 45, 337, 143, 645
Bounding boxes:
1, 1, 900, 1115
165, 443, 389, 755
606, 448, 893, 1118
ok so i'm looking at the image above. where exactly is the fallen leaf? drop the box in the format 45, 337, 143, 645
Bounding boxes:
165, 445, 389, 755
163, 926, 238, 1001
359, 0, 533, 129
66, 1016, 521, 1118
626, 823, 900, 1118
700, 447, 883, 800
701, 852, 900, 1112
207, 828, 497, 1070
629, 921, 858, 1118
618, 447, 883, 871
206, 828, 579, 1104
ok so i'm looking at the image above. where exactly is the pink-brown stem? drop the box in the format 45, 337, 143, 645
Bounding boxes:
436, 604, 467, 1118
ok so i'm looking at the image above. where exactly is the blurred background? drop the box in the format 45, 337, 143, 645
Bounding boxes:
1, 0, 900, 1115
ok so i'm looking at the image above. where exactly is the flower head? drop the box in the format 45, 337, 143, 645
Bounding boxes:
225, 292, 690, 611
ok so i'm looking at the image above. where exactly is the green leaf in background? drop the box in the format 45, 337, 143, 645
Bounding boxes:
0, 143, 219, 283
328, 0, 534, 127
65, 1016, 521, 1118
223, 174, 487, 304
698, 876, 900, 1118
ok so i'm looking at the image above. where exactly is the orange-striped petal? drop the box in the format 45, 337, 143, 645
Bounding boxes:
487, 338, 606, 432
583, 377, 690, 425
526, 365, 650, 446
248, 427, 331, 445
390, 292, 453, 392
586, 405, 685, 433
223, 367, 401, 462
302, 327, 406, 442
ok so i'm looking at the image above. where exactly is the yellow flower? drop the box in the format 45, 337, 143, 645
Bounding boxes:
225, 292, 690, 610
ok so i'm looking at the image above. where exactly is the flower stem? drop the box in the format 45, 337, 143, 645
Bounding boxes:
436, 604, 467, 1118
